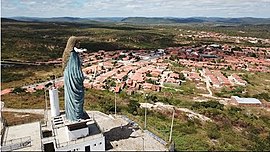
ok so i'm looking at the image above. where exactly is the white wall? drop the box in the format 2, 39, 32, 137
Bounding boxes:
56, 136, 105, 151
66, 127, 88, 141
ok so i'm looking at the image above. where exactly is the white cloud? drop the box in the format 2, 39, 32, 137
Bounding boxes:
1, 0, 270, 17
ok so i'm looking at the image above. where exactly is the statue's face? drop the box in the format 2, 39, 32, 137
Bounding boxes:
75, 42, 81, 48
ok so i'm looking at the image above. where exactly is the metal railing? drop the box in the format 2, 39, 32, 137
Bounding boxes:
56, 133, 103, 148
144, 130, 167, 145
1, 118, 7, 145
1, 136, 31, 151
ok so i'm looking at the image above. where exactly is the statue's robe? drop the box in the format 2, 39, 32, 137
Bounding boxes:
64, 50, 85, 121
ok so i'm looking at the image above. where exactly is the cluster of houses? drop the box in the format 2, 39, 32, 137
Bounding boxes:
181, 70, 201, 82
201, 68, 247, 88
185, 30, 270, 45
82, 53, 182, 94
165, 44, 270, 73
1, 43, 269, 107
77, 47, 254, 93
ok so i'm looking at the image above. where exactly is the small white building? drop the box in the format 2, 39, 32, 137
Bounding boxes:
44, 115, 105, 151
231, 96, 262, 106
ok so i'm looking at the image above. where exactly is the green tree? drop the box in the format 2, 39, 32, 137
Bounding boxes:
179, 73, 185, 80
146, 73, 152, 77
12, 87, 26, 93
123, 75, 128, 81
128, 100, 140, 115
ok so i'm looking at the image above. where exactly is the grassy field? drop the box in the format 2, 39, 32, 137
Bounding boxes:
1, 65, 62, 89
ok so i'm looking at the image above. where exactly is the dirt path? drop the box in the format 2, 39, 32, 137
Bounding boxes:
140, 102, 212, 122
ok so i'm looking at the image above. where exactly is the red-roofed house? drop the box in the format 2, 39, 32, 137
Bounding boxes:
208, 75, 221, 88
166, 78, 177, 84
127, 79, 133, 86
121, 82, 126, 89
26, 87, 36, 93
114, 86, 121, 93
1, 88, 13, 95
214, 71, 231, 86
170, 73, 179, 79
228, 74, 247, 86
188, 72, 201, 82
36, 85, 45, 90
131, 73, 145, 83
150, 71, 161, 77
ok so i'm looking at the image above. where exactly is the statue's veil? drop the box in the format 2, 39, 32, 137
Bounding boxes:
62, 36, 88, 71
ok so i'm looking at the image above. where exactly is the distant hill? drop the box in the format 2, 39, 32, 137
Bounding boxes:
203, 17, 270, 24
9, 17, 100, 24
1, 18, 24, 22
121, 17, 176, 24
4, 17, 270, 25
87, 17, 124, 22
121, 17, 270, 24
121, 17, 205, 24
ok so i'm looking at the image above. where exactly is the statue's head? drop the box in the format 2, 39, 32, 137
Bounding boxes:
75, 41, 81, 48
62, 36, 88, 71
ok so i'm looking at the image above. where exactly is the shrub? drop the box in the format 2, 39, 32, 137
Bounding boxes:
12, 87, 26, 93
102, 101, 114, 113
253, 92, 270, 102
177, 120, 198, 135
207, 123, 221, 139
146, 78, 157, 85
192, 100, 224, 110
127, 100, 140, 115
179, 73, 185, 80
146, 94, 158, 103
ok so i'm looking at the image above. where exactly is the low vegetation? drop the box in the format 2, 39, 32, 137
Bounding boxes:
1, 65, 62, 89
2, 111, 44, 126
2, 87, 270, 150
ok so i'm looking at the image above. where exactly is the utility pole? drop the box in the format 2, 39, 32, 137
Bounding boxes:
142, 137, 145, 151
169, 107, 175, 143
44, 89, 48, 126
144, 93, 148, 129
94, 66, 97, 78
144, 104, 147, 129
114, 92, 116, 117
0, 102, 4, 122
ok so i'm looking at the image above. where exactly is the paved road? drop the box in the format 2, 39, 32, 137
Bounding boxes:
21, 77, 64, 89
1, 60, 41, 66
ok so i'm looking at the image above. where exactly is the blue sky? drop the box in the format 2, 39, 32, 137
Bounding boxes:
1, 0, 270, 18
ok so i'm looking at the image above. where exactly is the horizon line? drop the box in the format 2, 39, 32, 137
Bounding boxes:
2, 16, 270, 19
